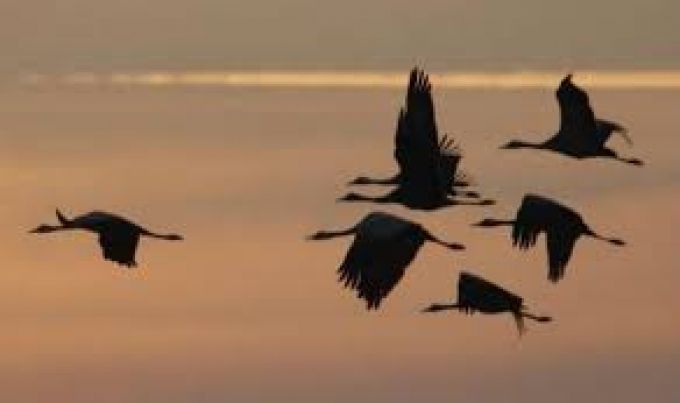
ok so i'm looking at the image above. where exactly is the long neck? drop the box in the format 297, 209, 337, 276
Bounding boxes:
452, 190, 479, 199
139, 228, 181, 240
423, 232, 465, 250
349, 174, 400, 185
40, 225, 71, 233
339, 192, 393, 204
508, 140, 547, 150
448, 198, 495, 206
307, 227, 356, 241
422, 303, 461, 312
474, 218, 515, 228
520, 141, 545, 149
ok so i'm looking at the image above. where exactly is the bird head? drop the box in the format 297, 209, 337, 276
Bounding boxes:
500, 140, 528, 149
347, 176, 372, 185
443, 242, 465, 251
29, 224, 61, 233
624, 158, 644, 166
472, 218, 507, 227
337, 192, 364, 202
421, 304, 449, 313
306, 231, 334, 241
607, 238, 625, 246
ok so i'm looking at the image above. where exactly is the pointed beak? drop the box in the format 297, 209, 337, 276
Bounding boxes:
609, 238, 626, 246
306, 232, 322, 241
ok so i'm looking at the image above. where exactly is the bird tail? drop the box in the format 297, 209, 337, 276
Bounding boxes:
514, 309, 552, 336
424, 232, 465, 251
612, 123, 632, 145
586, 228, 626, 246
512, 312, 526, 336
422, 229, 465, 251
55, 209, 70, 226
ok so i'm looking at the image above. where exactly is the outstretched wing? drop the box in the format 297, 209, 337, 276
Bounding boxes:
404, 67, 439, 155
545, 228, 579, 282
512, 195, 556, 249
337, 227, 424, 309
393, 68, 446, 199
516, 194, 585, 282
394, 109, 417, 178
459, 272, 524, 312
437, 134, 470, 194
556, 75, 598, 148
98, 227, 140, 267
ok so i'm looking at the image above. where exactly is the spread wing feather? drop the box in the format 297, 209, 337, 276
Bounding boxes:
556, 75, 598, 149
338, 227, 425, 309
512, 194, 585, 282
546, 229, 578, 282
556, 75, 631, 150
393, 69, 449, 201
97, 226, 140, 267
512, 195, 556, 249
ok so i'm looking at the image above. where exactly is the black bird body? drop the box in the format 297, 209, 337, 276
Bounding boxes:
423, 271, 552, 334
457, 272, 523, 314
30, 210, 183, 267
474, 194, 625, 282
502, 74, 642, 165
343, 68, 492, 210
308, 211, 465, 309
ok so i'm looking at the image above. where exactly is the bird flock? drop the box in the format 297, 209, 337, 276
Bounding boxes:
310, 68, 640, 335
29, 67, 641, 336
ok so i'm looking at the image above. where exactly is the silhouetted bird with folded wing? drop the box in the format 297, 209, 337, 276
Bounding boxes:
341, 68, 493, 210
501, 74, 643, 166
423, 271, 552, 335
30, 209, 183, 267
308, 211, 465, 309
473, 194, 625, 282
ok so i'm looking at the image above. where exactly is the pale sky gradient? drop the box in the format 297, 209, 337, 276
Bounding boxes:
1, 2, 679, 402
21, 70, 680, 89
0, 84, 678, 402
2, 0, 680, 75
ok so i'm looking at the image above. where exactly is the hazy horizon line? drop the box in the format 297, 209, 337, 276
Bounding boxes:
18, 70, 680, 90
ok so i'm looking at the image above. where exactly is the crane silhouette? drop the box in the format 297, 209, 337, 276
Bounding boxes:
340, 68, 493, 210
423, 271, 552, 335
350, 133, 476, 195
501, 74, 643, 166
307, 211, 465, 309
30, 209, 183, 267
473, 194, 625, 282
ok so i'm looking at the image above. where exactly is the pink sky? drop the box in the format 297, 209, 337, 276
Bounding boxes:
0, 83, 677, 402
